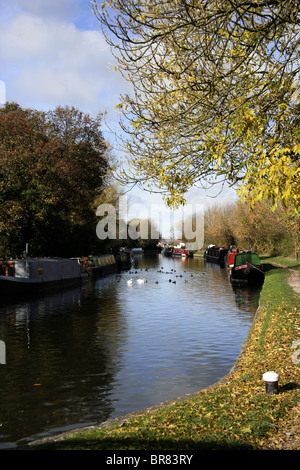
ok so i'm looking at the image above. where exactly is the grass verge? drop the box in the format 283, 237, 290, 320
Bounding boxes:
29, 257, 300, 450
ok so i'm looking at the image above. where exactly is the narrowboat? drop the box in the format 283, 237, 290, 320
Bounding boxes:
131, 248, 144, 255
172, 244, 193, 257
162, 246, 173, 257
225, 245, 239, 269
204, 245, 228, 265
228, 251, 265, 286
0, 257, 88, 293
80, 254, 118, 277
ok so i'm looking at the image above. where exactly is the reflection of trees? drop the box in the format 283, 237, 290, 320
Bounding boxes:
0, 280, 127, 444
0, 254, 263, 446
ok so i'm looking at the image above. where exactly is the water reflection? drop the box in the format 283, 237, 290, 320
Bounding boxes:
0, 254, 260, 448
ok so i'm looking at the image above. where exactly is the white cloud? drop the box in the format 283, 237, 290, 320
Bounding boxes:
0, 7, 127, 115
0, 0, 237, 211
0, 80, 6, 104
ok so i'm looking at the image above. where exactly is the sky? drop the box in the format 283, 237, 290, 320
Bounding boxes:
0, 0, 237, 241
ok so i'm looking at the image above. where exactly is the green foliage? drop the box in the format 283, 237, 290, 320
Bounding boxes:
204, 200, 299, 255
94, 0, 300, 212
0, 103, 111, 257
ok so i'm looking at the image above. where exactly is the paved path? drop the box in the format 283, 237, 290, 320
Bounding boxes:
288, 269, 300, 295
267, 260, 300, 295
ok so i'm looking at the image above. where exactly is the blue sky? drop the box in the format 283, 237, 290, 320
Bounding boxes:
0, 0, 126, 115
0, 0, 236, 237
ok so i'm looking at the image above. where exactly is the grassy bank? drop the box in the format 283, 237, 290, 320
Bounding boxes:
30, 257, 300, 450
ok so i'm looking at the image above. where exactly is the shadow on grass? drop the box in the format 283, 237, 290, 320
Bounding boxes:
28, 436, 255, 451
262, 263, 283, 273
261, 256, 300, 271
279, 382, 299, 393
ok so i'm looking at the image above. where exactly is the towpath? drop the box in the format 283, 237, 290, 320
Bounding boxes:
262, 260, 300, 450
288, 268, 300, 295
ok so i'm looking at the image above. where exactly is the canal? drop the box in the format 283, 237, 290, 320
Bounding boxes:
0, 253, 261, 448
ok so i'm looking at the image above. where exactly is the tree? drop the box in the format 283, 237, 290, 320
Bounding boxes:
204, 203, 237, 247
202, 199, 299, 254
94, 0, 300, 210
232, 199, 299, 254
0, 103, 110, 257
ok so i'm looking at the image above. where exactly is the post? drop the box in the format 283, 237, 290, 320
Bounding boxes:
263, 371, 279, 395
0, 340, 6, 364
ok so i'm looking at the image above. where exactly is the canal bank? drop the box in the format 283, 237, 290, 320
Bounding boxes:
0, 254, 258, 448
27, 257, 300, 450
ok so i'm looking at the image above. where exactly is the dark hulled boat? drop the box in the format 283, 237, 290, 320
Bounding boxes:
162, 246, 173, 257
228, 251, 265, 286
204, 245, 228, 265
0, 257, 88, 294
80, 254, 118, 277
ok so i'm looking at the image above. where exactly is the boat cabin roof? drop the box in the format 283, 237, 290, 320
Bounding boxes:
234, 252, 261, 266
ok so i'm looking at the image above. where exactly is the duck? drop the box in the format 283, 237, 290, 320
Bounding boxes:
127, 279, 133, 286
137, 278, 147, 284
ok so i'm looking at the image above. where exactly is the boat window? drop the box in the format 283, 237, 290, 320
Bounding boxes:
37, 266, 44, 276
0, 262, 15, 277
235, 253, 261, 265
7, 265, 15, 276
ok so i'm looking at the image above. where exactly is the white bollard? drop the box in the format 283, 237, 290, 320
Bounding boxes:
263, 371, 279, 395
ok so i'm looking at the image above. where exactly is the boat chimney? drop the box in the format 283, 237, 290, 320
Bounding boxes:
23, 243, 29, 259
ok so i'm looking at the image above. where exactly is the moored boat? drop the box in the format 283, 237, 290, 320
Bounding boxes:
0, 257, 88, 293
172, 244, 193, 257
162, 246, 173, 257
131, 248, 144, 255
225, 245, 239, 269
80, 254, 118, 277
204, 245, 228, 265
228, 251, 265, 286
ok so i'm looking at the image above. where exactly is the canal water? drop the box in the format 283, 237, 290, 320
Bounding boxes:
0, 253, 261, 448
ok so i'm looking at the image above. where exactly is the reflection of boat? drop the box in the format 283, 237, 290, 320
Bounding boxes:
228, 251, 265, 286
204, 245, 228, 265
0, 258, 88, 293
231, 285, 262, 314
114, 251, 132, 271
